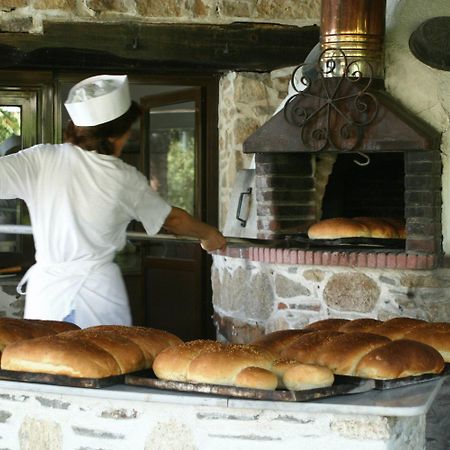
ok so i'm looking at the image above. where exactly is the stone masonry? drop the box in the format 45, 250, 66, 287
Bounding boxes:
212, 254, 450, 343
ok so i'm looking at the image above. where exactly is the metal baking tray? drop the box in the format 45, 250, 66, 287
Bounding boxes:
124, 370, 374, 402
372, 363, 450, 390
0, 369, 125, 388
283, 234, 406, 249
340, 364, 450, 390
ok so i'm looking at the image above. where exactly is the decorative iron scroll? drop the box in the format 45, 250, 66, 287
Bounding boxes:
283, 48, 379, 152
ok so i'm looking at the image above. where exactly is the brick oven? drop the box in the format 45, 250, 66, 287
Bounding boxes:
211, 0, 449, 345
242, 0, 442, 269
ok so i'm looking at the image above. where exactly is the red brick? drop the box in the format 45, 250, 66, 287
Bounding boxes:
348, 252, 358, 267
416, 254, 428, 269
406, 254, 417, 269
313, 251, 322, 265
298, 251, 305, 265
376, 253, 387, 268
330, 252, 340, 266
278, 302, 288, 310
357, 252, 367, 267
367, 253, 377, 268
322, 251, 331, 265
290, 250, 299, 264
427, 255, 436, 269
259, 247, 265, 261
276, 248, 284, 264
270, 248, 277, 263
386, 253, 397, 268
396, 253, 407, 268
305, 250, 314, 265
338, 252, 349, 266
264, 248, 271, 262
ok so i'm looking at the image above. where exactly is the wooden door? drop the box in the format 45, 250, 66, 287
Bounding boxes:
140, 88, 215, 341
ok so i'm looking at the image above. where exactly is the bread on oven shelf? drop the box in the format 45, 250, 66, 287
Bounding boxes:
307, 216, 406, 240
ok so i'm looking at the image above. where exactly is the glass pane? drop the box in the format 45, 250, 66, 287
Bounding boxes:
0, 106, 22, 252
148, 101, 196, 215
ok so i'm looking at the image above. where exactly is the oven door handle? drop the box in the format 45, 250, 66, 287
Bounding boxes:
236, 187, 252, 227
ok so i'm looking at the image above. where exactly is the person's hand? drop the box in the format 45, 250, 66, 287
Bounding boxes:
200, 229, 227, 252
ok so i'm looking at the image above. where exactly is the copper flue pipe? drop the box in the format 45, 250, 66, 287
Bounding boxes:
320, 0, 386, 78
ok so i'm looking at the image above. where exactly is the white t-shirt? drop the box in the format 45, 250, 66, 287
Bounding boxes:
0, 143, 172, 326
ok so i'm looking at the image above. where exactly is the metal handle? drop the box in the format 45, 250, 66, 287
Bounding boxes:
236, 187, 252, 227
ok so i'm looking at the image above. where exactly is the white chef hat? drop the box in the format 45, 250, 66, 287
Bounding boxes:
64, 74, 131, 126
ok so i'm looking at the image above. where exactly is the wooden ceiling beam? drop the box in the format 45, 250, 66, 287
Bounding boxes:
0, 21, 319, 73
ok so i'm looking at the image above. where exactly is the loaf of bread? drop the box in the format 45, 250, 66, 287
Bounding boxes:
352, 217, 399, 239
84, 325, 183, 367
308, 218, 371, 239
280, 330, 343, 364
313, 317, 450, 364
0, 318, 80, 351
182, 343, 275, 387
59, 330, 147, 374
403, 323, 450, 362
282, 363, 335, 391
271, 359, 334, 390
303, 318, 350, 332
338, 318, 382, 334
1, 335, 122, 378
152, 340, 224, 382
355, 340, 445, 379
234, 367, 278, 390
249, 316, 449, 379
251, 329, 313, 354
1, 325, 183, 378
307, 216, 405, 240
154, 340, 277, 389
153, 340, 335, 391
315, 332, 391, 375
365, 317, 428, 340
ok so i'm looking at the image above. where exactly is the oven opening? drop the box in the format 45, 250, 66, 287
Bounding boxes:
321, 152, 405, 220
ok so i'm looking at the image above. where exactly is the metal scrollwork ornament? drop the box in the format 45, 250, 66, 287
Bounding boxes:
284, 48, 379, 152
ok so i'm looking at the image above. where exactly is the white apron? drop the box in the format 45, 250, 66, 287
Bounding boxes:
18, 258, 131, 329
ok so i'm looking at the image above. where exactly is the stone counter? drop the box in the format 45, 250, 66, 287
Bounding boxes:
0, 376, 447, 449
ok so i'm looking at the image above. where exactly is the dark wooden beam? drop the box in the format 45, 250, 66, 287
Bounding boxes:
0, 21, 319, 73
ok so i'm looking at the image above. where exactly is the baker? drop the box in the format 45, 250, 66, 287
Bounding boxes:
0, 74, 226, 328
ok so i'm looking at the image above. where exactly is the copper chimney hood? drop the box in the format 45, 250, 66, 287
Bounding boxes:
243, 0, 440, 154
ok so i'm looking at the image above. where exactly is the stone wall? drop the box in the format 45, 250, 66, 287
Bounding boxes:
212, 254, 450, 343
0, 0, 320, 33
218, 69, 293, 226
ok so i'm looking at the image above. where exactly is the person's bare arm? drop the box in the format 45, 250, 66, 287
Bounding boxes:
162, 207, 226, 252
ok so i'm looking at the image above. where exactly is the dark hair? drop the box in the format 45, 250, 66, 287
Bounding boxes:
64, 101, 142, 155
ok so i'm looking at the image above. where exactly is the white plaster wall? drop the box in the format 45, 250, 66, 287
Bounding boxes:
385, 0, 450, 253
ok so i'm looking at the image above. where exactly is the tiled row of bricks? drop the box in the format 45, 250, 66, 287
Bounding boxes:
218, 246, 436, 270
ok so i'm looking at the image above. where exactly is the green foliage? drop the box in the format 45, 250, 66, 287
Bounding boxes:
0, 107, 21, 143
167, 130, 195, 215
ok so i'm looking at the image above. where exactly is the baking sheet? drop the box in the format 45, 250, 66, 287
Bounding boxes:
372, 363, 450, 390
125, 370, 374, 402
338, 364, 450, 390
0, 369, 125, 388
283, 234, 406, 249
